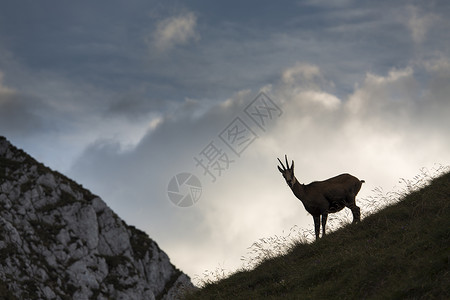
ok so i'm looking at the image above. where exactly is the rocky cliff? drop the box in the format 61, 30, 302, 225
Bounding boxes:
0, 136, 193, 299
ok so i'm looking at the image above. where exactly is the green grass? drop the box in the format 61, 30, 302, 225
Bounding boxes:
187, 171, 450, 299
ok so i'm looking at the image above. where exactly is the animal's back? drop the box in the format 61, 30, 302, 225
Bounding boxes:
308, 173, 364, 196
325, 173, 360, 183
309, 173, 359, 186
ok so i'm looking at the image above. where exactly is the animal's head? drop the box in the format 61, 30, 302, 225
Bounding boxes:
277, 155, 295, 188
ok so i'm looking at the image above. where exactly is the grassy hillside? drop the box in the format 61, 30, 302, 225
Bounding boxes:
187, 171, 450, 299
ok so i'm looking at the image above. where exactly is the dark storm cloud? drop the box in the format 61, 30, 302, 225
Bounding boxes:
70, 90, 249, 205
1, 0, 450, 280
105, 93, 167, 119
0, 93, 43, 135
0, 76, 51, 136
67, 60, 450, 277
1, 0, 447, 121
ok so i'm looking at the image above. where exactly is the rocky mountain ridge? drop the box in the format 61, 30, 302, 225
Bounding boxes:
0, 136, 193, 299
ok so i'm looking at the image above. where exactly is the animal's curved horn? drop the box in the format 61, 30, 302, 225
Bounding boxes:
277, 158, 286, 170
285, 155, 290, 169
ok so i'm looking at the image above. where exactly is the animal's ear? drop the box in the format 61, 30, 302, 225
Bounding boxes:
277, 166, 284, 173
291, 160, 294, 170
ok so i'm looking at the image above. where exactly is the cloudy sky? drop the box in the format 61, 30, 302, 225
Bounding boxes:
1, 0, 450, 280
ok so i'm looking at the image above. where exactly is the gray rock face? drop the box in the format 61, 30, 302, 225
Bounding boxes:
0, 137, 194, 299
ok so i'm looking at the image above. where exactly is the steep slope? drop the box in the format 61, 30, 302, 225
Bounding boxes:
189, 170, 450, 299
0, 136, 193, 299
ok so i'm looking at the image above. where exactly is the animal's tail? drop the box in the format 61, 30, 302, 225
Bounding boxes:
361, 180, 365, 183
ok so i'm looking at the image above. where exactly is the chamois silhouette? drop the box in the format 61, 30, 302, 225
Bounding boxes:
278, 155, 364, 240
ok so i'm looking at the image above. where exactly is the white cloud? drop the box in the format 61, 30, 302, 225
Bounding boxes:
3, 0, 445, 283
407, 6, 437, 44
366, 67, 414, 84
151, 12, 200, 52
67, 59, 450, 280
298, 90, 341, 110
422, 55, 450, 73
346, 67, 416, 115
281, 62, 321, 85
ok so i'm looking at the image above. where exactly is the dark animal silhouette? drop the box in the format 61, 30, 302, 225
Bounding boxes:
277, 155, 364, 240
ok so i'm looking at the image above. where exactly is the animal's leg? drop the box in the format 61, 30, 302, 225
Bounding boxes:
352, 205, 361, 223
346, 195, 361, 223
321, 213, 328, 237
313, 215, 320, 240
